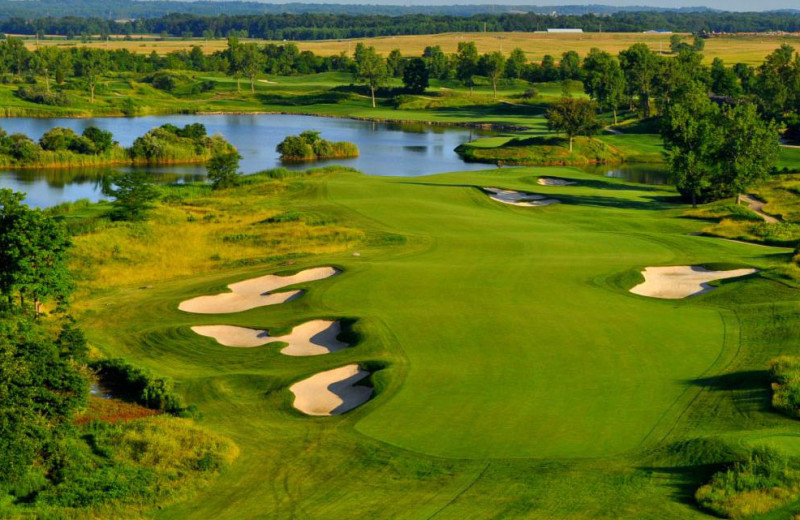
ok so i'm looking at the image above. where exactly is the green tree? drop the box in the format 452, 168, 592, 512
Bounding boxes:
455, 41, 479, 93
546, 97, 601, 152
354, 44, 387, 108
710, 58, 742, 97
75, 48, 108, 103
82, 126, 113, 154
718, 103, 780, 204
480, 51, 505, 99
102, 170, 159, 221
226, 36, 244, 93
422, 45, 450, 80
504, 47, 527, 79
207, 151, 242, 190
559, 50, 582, 80
661, 88, 722, 207
241, 42, 265, 94
582, 48, 626, 124
619, 43, 659, 118
402, 57, 429, 94
0, 190, 73, 316
387, 49, 404, 78
0, 318, 88, 484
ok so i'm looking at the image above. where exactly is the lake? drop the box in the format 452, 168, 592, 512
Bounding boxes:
0, 113, 669, 207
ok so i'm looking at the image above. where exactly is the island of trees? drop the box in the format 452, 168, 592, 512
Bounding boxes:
276, 131, 359, 162
0, 122, 236, 168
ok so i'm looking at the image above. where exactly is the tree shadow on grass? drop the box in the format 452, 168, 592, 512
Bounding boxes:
687, 370, 773, 414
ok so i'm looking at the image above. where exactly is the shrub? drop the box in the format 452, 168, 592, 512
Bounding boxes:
770, 356, 800, 418
91, 358, 186, 413
40, 127, 80, 152
276, 130, 359, 161
150, 71, 178, 92
696, 446, 800, 519
16, 85, 70, 106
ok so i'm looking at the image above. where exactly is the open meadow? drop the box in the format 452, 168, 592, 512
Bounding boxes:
19, 32, 800, 65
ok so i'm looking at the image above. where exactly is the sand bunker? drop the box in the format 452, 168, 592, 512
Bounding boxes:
630, 265, 757, 299
483, 187, 560, 206
179, 267, 340, 314
290, 364, 373, 416
538, 177, 577, 186
191, 320, 349, 355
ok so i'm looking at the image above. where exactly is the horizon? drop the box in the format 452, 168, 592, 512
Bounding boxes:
178, 0, 800, 13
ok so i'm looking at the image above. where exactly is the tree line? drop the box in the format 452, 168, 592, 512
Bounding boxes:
5, 10, 800, 41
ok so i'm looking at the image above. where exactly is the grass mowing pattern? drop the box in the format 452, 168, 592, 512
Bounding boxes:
72, 166, 800, 519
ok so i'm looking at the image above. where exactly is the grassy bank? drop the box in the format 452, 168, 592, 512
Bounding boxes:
57, 164, 800, 519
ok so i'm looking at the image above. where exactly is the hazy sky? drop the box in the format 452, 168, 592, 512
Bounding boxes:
263, 0, 798, 11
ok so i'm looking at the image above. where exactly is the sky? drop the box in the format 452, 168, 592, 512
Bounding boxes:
254, 0, 799, 11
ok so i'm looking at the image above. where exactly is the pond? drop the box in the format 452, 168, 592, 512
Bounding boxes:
0, 113, 494, 207
0, 113, 670, 207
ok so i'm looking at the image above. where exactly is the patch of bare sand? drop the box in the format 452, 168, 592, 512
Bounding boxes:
290, 364, 373, 416
483, 187, 560, 206
191, 320, 349, 355
630, 265, 757, 299
179, 267, 340, 314
538, 176, 576, 186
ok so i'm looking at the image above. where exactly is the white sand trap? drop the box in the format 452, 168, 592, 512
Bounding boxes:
630, 265, 757, 299
258, 79, 278, 84
179, 267, 340, 314
483, 187, 560, 206
538, 176, 577, 186
191, 320, 349, 355
290, 364, 373, 416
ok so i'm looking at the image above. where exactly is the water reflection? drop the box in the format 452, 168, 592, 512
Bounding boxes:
581, 164, 671, 185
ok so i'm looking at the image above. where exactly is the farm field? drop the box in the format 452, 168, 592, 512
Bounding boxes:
68, 166, 800, 519
19, 31, 800, 65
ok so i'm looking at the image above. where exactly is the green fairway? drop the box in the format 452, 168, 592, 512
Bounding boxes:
70, 165, 800, 519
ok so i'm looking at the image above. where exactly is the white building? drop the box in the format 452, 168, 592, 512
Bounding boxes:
546, 28, 584, 33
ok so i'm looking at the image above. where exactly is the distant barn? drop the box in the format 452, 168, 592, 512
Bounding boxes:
546, 28, 584, 33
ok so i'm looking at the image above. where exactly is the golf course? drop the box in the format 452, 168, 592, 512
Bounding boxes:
64, 165, 799, 518
4, 7, 800, 518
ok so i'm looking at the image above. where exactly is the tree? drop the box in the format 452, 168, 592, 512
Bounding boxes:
0, 190, 72, 316
0, 318, 88, 484
82, 126, 113, 154
504, 47, 527, 79
619, 43, 659, 118
387, 49, 404, 78
226, 36, 244, 92
710, 58, 742, 97
661, 88, 723, 207
423, 45, 450, 80
102, 170, 159, 221
717, 103, 780, 204
546, 98, 601, 152
455, 41, 479, 93
402, 57, 429, 94
480, 51, 505, 99
30, 46, 61, 93
582, 48, 626, 124
241, 43, 265, 94
669, 34, 685, 53
560, 50, 582, 80
75, 48, 108, 103
354, 44, 387, 108
207, 151, 242, 189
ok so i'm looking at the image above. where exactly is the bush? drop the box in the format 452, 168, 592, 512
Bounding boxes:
150, 71, 178, 92
91, 359, 186, 414
770, 356, 800, 418
276, 130, 359, 161
16, 85, 71, 106
696, 446, 800, 519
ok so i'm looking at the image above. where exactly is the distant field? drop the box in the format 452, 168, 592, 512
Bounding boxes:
18, 32, 800, 65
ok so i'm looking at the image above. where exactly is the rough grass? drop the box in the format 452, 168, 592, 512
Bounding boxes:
69, 168, 365, 295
